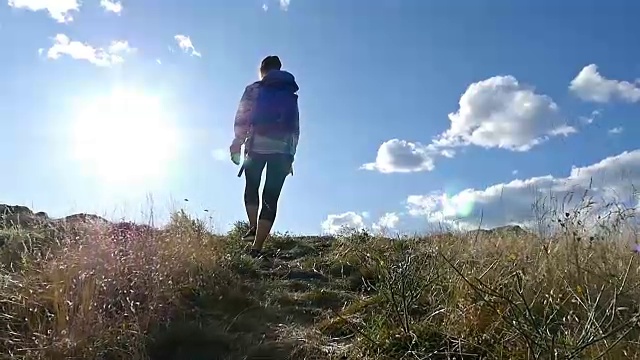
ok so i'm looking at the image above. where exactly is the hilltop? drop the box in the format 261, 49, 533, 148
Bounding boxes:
1, 203, 640, 359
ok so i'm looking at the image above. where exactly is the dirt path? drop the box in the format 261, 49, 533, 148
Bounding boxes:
150, 238, 352, 360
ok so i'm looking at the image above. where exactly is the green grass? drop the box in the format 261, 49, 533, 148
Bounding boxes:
1, 204, 640, 359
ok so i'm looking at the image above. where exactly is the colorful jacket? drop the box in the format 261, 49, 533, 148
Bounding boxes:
230, 70, 300, 159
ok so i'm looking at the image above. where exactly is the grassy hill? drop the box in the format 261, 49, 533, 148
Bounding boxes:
1, 204, 640, 359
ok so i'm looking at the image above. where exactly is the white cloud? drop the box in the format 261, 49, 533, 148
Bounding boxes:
512, 170, 518, 175
609, 127, 624, 135
8, 0, 80, 23
174, 35, 201, 57
107, 40, 134, 54
45, 34, 134, 67
280, 0, 290, 10
363, 75, 576, 173
579, 109, 602, 125
262, 3, 268, 11
361, 139, 437, 173
436, 75, 573, 152
321, 212, 366, 234
549, 125, 578, 137
440, 149, 456, 158
100, 0, 122, 14
406, 150, 640, 229
372, 212, 400, 232
570, 64, 640, 103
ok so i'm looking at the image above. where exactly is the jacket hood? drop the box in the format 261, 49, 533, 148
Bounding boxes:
261, 70, 299, 92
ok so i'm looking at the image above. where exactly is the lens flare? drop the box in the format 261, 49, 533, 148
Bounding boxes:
440, 190, 475, 218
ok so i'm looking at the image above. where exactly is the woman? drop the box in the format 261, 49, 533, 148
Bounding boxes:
229, 55, 300, 258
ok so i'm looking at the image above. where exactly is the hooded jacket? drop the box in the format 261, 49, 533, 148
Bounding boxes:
230, 70, 300, 158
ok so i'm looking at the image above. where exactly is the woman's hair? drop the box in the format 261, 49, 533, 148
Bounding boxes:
260, 55, 282, 75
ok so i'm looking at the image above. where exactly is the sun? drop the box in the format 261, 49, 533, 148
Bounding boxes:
71, 88, 180, 186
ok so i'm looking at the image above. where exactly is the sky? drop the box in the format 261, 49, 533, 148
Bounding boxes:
1, 0, 639, 235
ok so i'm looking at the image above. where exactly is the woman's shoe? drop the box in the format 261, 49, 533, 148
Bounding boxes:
242, 227, 256, 241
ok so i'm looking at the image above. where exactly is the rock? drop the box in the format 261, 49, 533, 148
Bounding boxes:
0, 204, 37, 228
492, 225, 527, 235
468, 224, 528, 237
2, 214, 38, 228
64, 213, 109, 225
286, 269, 328, 282
0, 204, 33, 217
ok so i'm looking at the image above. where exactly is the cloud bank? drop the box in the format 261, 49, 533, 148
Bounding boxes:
406, 150, 640, 229
364, 75, 576, 173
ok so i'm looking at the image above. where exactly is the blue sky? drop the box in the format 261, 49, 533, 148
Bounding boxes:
1, 0, 639, 235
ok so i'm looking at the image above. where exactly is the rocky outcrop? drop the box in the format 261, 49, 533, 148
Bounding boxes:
0, 205, 33, 216
0, 204, 43, 228
0, 203, 115, 230
64, 213, 109, 225
0, 204, 159, 263
468, 224, 530, 238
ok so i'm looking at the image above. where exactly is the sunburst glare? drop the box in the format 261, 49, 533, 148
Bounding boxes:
70, 88, 180, 187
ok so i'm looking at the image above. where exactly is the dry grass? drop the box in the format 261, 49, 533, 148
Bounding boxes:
317, 230, 640, 359
0, 211, 273, 359
1, 198, 640, 359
